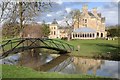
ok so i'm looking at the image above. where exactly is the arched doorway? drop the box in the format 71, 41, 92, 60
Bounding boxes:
76, 34, 77, 37
90, 34, 92, 37
101, 33, 103, 37
97, 32, 99, 37
73, 34, 75, 38
83, 34, 84, 37
93, 33, 94, 37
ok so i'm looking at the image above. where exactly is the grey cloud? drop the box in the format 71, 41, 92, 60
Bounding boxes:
103, 2, 118, 9
36, 2, 118, 26
36, 2, 88, 22
49, 2, 89, 13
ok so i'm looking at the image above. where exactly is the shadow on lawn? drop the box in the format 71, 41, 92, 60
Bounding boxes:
94, 43, 120, 61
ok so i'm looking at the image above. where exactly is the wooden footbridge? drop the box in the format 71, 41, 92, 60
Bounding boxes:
0, 38, 74, 59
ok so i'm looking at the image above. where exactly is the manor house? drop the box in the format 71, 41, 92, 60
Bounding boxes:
49, 5, 107, 39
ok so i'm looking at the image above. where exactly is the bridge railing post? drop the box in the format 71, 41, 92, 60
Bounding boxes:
10, 40, 12, 50
2, 46, 5, 54
26, 39, 29, 46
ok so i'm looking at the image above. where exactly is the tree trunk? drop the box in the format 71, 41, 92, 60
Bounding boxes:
19, 2, 23, 38
67, 26, 72, 41
78, 18, 79, 28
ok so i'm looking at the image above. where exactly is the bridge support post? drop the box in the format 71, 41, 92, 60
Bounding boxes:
10, 41, 12, 49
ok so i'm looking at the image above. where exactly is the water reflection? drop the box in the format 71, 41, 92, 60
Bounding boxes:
73, 57, 104, 75
48, 56, 73, 72
1, 50, 119, 79
18, 49, 58, 70
48, 57, 104, 75
57, 57, 119, 79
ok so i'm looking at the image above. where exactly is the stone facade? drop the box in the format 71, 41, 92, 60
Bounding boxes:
73, 5, 107, 39
49, 19, 69, 39
49, 24, 59, 38
49, 5, 107, 39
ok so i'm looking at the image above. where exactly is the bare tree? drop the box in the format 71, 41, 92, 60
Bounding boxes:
0, 1, 52, 37
41, 20, 50, 37
71, 9, 81, 28
64, 9, 81, 41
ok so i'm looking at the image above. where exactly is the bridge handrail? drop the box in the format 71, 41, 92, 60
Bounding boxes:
45, 41, 67, 50
1, 38, 74, 50
44, 39, 74, 50
2, 38, 20, 42
0, 38, 23, 49
0, 40, 11, 47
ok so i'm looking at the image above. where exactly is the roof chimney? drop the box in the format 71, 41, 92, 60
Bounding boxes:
92, 7, 97, 15
82, 4, 88, 14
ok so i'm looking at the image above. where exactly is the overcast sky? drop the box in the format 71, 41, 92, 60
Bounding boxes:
0, 0, 119, 26
35, 1, 119, 26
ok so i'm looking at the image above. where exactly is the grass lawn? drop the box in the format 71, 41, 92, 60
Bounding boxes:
2, 64, 105, 79
59, 39, 119, 61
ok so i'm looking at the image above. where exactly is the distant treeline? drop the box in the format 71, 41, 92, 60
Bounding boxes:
106, 25, 120, 37
2, 22, 50, 38
2, 22, 20, 38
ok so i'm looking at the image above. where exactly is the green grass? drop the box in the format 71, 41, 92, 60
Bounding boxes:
59, 39, 119, 60
2, 64, 103, 78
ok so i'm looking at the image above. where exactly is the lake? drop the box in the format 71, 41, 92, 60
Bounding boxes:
1, 50, 119, 79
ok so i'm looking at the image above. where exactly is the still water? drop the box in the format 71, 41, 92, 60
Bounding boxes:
1, 50, 119, 79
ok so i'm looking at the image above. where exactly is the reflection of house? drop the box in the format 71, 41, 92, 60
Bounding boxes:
49, 5, 107, 39
73, 57, 104, 74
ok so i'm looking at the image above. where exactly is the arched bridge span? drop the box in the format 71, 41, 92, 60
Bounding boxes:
0, 38, 74, 59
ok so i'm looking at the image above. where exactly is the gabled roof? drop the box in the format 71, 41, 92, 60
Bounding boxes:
101, 17, 105, 23
88, 12, 95, 18
52, 19, 58, 24
88, 12, 101, 19
97, 13, 101, 17
58, 26, 69, 29
73, 27, 96, 33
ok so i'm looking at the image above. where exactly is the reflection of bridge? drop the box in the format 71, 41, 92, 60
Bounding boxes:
0, 38, 74, 59
38, 55, 73, 72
